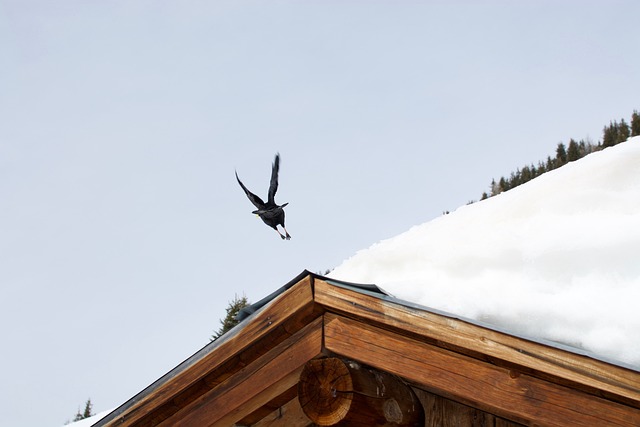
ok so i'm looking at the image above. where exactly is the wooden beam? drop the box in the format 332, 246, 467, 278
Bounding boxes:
159, 316, 323, 427
103, 276, 315, 427
324, 313, 640, 427
250, 397, 314, 427
412, 387, 524, 427
315, 279, 640, 408
235, 386, 298, 426
298, 357, 424, 426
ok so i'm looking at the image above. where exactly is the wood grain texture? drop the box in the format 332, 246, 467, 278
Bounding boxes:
298, 357, 424, 426
236, 386, 299, 426
97, 274, 640, 427
324, 313, 640, 427
161, 317, 323, 427
103, 276, 315, 427
250, 397, 314, 427
413, 387, 524, 427
315, 279, 640, 408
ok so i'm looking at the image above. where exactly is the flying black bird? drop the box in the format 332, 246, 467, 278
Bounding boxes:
236, 153, 291, 240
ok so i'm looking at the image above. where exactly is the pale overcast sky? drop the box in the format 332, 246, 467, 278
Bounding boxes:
1, 1, 639, 425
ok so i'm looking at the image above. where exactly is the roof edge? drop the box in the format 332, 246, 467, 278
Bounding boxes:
236, 270, 387, 321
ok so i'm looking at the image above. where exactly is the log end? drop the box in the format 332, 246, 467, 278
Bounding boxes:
298, 358, 424, 426
298, 358, 354, 425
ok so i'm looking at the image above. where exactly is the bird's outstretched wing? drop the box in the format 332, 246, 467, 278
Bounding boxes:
268, 153, 280, 205
236, 172, 266, 210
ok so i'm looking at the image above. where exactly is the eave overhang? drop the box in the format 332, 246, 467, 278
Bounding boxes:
94, 271, 640, 427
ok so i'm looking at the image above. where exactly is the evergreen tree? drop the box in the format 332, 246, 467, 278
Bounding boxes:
546, 156, 554, 172
521, 165, 532, 183
603, 121, 618, 147
83, 399, 93, 419
537, 161, 547, 176
490, 179, 500, 196
578, 139, 588, 157
211, 295, 250, 341
498, 177, 508, 193
632, 110, 640, 137
555, 142, 567, 166
71, 399, 93, 422
480, 109, 637, 201
567, 138, 580, 162
618, 118, 630, 143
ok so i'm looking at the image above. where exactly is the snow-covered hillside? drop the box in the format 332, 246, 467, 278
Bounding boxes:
331, 137, 640, 369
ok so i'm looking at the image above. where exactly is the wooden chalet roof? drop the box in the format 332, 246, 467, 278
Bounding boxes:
94, 271, 640, 427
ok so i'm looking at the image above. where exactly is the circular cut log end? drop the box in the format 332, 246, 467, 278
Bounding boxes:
298, 358, 354, 426
299, 358, 425, 426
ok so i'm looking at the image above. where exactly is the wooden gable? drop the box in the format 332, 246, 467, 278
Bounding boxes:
95, 272, 640, 427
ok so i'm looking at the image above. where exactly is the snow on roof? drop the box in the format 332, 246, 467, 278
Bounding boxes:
331, 137, 640, 369
59, 409, 112, 427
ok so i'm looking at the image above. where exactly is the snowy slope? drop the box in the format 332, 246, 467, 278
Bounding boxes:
331, 137, 640, 369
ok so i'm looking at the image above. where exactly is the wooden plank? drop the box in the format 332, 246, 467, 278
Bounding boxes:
161, 316, 323, 427
250, 398, 314, 427
103, 276, 315, 427
324, 313, 640, 427
495, 418, 524, 427
414, 387, 501, 427
315, 279, 640, 407
235, 386, 298, 425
